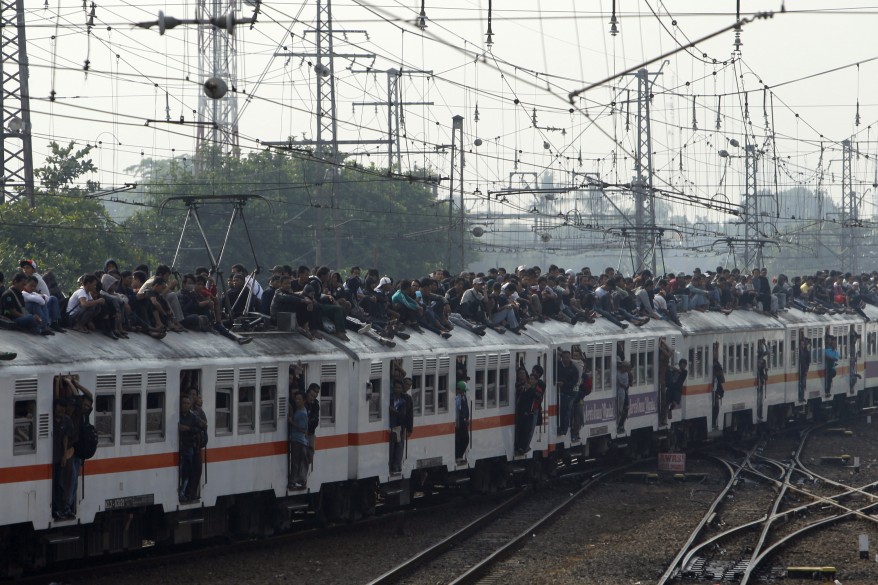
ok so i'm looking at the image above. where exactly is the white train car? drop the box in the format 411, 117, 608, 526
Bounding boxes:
677, 310, 784, 433
334, 328, 545, 495
536, 318, 680, 455
0, 330, 349, 567
774, 310, 862, 408
861, 304, 878, 393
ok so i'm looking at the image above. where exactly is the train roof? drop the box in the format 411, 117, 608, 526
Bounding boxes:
678, 308, 785, 335
331, 324, 543, 360
0, 328, 344, 371
772, 307, 860, 328
522, 313, 680, 345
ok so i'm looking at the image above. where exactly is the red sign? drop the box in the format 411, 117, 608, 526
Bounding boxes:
658, 452, 686, 472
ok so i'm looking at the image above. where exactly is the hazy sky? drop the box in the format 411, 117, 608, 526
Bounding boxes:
18, 0, 878, 230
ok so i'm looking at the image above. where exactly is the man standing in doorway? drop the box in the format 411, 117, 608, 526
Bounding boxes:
455, 381, 470, 462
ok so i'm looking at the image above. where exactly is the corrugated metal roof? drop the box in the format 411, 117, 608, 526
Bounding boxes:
0, 328, 343, 369
678, 308, 785, 334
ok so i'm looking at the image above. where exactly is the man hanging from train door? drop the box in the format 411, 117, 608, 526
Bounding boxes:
824, 337, 840, 398
389, 380, 407, 474
711, 343, 725, 432
849, 325, 862, 394
755, 339, 768, 422
555, 350, 580, 437
798, 337, 811, 403
455, 381, 470, 462
658, 338, 673, 426
615, 361, 631, 436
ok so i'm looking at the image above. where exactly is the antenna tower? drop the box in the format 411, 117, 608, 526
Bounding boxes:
195, 0, 240, 169
633, 68, 656, 274
1, 0, 34, 205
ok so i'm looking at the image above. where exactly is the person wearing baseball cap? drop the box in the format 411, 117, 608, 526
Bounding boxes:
455, 381, 470, 461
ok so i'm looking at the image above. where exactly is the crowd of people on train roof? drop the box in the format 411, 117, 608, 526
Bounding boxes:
0, 258, 876, 346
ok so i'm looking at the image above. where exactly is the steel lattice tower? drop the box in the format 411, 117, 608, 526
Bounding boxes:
633, 68, 656, 274
841, 139, 858, 273
0, 0, 34, 205
195, 0, 240, 166
743, 143, 760, 269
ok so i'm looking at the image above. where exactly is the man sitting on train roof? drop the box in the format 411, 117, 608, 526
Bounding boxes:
19, 260, 65, 333
138, 265, 186, 333
1, 273, 54, 336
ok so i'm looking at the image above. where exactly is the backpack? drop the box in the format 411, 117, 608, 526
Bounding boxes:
75, 421, 99, 460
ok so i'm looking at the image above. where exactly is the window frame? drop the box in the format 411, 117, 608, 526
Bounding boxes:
259, 383, 277, 433
437, 374, 449, 414
215, 388, 233, 436
13, 398, 36, 455
238, 384, 256, 434
320, 381, 336, 425
146, 391, 165, 442
94, 394, 116, 447
120, 392, 141, 445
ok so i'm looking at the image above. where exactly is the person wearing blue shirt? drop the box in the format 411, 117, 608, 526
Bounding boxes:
455, 381, 470, 461
288, 392, 309, 489
824, 338, 840, 397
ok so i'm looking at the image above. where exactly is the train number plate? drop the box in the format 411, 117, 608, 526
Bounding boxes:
809, 391, 820, 398
105, 494, 154, 510
416, 457, 443, 469
732, 403, 745, 411
590, 425, 609, 437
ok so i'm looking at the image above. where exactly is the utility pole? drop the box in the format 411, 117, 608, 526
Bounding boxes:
743, 143, 760, 269
446, 115, 464, 272
633, 68, 656, 274
841, 138, 858, 273
351, 68, 433, 171
195, 0, 239, 171
266, 0, 385, 267
0, 0, 34, 206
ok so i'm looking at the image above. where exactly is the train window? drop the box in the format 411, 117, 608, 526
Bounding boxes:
499, 369, 510, 407
411, 376, 423, 417
631, 349, 648, 386
13, 399, 36, 454
595, 355, 613, 390
95, 395, 115, 446
474, 370, 485, 409
791, 336, 798, 368
868, 333, 877, 356
486, 370, 497, 408
146, 391, 165, 441
320, 381, 336, 425
812, 338, 823, 364
120, 393, 141, 444
424, 373, 436, 415
437, 374, 449, 413
690, 346, 705, 380
216, 389, 233, 435
368, 379, 382, 422
238, 385, 255, 434
260, 384, 277, 433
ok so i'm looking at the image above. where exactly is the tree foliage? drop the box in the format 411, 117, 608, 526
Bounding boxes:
123, 147, 465, 277
0, 142, 153, 289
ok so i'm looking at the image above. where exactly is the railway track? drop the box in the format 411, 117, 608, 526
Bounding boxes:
367, 465, 627, 585
659, 423, 878, 584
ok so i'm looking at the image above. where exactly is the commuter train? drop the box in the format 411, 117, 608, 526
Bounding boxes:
2, 304, 877, 575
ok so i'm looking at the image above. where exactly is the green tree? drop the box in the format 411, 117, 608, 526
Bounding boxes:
0, 141, 154, 288
124, 148, 474, 278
